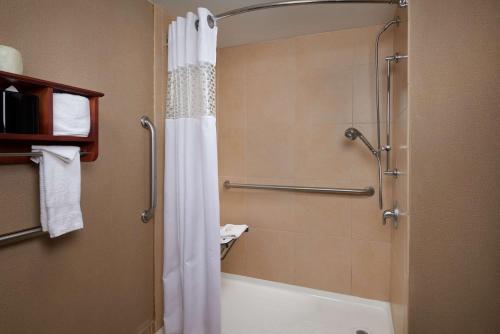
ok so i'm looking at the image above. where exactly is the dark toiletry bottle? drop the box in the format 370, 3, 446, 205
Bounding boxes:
3, 91, 39, 134
0, 99, 4, 132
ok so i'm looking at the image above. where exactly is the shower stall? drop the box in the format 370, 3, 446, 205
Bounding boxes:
156, 0, 410, 333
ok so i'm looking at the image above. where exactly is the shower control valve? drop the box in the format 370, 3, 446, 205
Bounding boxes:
382, 207, 399, 228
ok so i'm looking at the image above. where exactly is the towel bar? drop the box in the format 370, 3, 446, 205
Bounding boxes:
0, 150, 90, 246
0, 152, 88, 157
0, 227, 45, 246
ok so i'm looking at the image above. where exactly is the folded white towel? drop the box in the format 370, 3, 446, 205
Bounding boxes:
220, 224, 248, 244
53, 93, 90, 137
31, 145, 83, 238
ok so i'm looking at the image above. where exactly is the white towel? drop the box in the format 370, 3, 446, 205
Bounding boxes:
31, 145, 83, 238
220, 224, 248, 244
53, 93, 90, 137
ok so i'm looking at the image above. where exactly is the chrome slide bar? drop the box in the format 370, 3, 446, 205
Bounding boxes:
224, 180, 374, 196
384, 53, 408, 176
140, 116, 157, 223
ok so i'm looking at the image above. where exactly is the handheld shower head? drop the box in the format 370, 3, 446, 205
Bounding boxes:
344, 127, 383, 209
344, 127, 360, 141
344, 127, 378, 156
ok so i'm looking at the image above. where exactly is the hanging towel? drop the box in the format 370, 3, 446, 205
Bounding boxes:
53, 93, 90, 137
220, 224, 248, 244
31, 145, 83, 238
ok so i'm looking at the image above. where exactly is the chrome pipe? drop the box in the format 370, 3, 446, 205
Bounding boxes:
140, 116, 157, 223
375, 17, 400, 151
224, 180, 374, 196
215, 0, 396, 21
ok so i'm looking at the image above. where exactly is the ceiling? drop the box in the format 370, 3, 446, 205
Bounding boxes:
152, 0, 397, 47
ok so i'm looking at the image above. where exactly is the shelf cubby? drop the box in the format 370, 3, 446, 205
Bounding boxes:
0, 70, 104, 164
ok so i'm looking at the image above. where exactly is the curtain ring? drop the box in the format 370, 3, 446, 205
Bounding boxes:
207, 15, 215, 29
194, 15, 215, 31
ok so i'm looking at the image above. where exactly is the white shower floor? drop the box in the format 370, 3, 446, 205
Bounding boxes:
156, 273, 394, 334
221, 273, 394, 334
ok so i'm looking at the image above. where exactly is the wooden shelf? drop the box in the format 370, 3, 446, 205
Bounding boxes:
0, 133, 95, 143
0, 70, 104, 98
0, 70, 103, 164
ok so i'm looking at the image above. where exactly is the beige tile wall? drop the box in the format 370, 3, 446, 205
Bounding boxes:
390, 8, 410, 334
218, 25, 396, 301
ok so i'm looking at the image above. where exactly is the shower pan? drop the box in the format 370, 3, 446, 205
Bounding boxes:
221, 274, 394, 334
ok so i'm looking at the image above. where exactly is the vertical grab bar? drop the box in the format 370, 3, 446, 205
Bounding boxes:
140, 116, 157, 223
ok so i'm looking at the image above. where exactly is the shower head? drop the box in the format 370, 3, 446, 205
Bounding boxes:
344, 127, 378, 156
344, 127, 361, 141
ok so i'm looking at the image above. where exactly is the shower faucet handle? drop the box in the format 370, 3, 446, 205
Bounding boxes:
382, 207, 399, 228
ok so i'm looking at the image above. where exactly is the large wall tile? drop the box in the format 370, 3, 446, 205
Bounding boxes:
245, 177, 299, 233
352, 239, 391, 300
244, 228, 296, 284
294, 234, 351, 293
218, 24, 396, 302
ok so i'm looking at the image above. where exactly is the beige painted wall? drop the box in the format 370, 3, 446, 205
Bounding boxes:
408, 1, 500, 333
0, 1, 155, 333
218, 25, 397, 301
390, 8, 409, 334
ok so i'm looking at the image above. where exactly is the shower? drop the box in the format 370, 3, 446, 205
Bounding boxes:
342, 15, 402, 210
344, 127, 377, 156
345, 127, 383, 209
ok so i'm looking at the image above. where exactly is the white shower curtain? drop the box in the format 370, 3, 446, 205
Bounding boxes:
163, 8, 220, 334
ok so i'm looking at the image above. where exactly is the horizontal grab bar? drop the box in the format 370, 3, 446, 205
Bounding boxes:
223, 181, 374, 196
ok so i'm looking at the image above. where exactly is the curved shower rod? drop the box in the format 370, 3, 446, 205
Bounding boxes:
166, 0, 408, 43
214, 0, 408, 21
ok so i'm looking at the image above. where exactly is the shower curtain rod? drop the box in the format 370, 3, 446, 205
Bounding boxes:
213, 0, 408, 21
166, 0, 408, 44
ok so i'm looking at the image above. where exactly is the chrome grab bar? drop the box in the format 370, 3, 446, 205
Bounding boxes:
140, 116, 157, 223
224, 180, 374, 196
